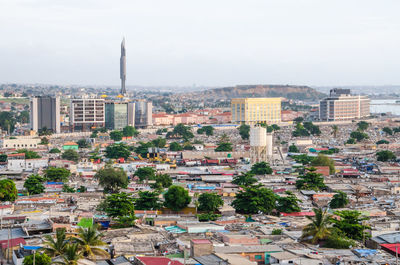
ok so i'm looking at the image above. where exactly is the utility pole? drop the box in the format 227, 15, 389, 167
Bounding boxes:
33, 250, 36, 265
7, 227, 10, 264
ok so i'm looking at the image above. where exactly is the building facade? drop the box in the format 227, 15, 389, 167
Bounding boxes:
70, 99, 105, 131
319, 89, 370, 121
135, 100, 153, 128
105, 101, 135, 130
231, 98, 281, 125
30, 96, 60, 133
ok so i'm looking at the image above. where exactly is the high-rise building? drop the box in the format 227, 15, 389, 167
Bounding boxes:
231, 98, 281, 125
70, 98, 105, 131
120, 38, 126, 95
134, 100, 152, 128
30, 96, 60, 133
105, 101, 135, 130
319, 89, 370, 121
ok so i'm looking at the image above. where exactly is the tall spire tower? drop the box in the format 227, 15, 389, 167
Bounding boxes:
120, 37, 127, 95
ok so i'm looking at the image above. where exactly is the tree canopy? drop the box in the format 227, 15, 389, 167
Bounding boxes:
171, 124, 194, 140
110, 130, 123, 141
95, 166, 128, 193
232, 172, 257, 186
135, 167, 156, 183
16, 149, 41, 159
215, 142, 233, 152
276, 191, 302, 213
135, 191, 162, 210
98, 193, 135, 225
198, 192, 224, 213
238, 124, 250, 140
23, 252, 51, 265
197, 126, 214, 136
376, 150, 396, 162
122, 126, 139, 137
329, 191, 349, 209
250, 162, 273, 175
232, 185, 276, 214
164, 185, 191, 211
169, 142, 183, 151
45, 167, 71, 182
357, 121, 369, 131
296, 167, 326, 191
105, 143, 131, 159
331, 210, 370, 240
24, 174, 45, 195
288, 144, 299, 153
61, 149, 80, 162
311, 154, 335, 174
0, 179, 17, 202
77, 139, 91, 148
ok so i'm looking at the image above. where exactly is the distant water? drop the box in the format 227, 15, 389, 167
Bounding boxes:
371, 99, 400, 115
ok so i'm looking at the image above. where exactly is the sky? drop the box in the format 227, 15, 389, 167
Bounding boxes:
1, 0, 400, 87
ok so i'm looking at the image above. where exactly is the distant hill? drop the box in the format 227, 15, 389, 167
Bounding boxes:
183, 85, 326, 102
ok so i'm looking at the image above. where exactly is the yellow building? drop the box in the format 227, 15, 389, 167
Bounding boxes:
231, 97, 281, 125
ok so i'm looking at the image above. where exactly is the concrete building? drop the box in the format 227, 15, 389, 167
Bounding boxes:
120, 38, 127, 95
105, 101, 135, 130
134, 100, 152, 128
319, 88, 370, 121
70, 98, 105, 131
249, 126, 273, 163
231, 97, 281, 125
30, 96, 60, 133
1, 138, 40, 149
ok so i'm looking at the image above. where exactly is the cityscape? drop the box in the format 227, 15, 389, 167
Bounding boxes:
1, 1, 400, 265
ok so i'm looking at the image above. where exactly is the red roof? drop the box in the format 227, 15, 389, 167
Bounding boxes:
8, 153, 25, 157
0, 238, 26, 249
136, 257, 183, 265
281, 212, 315, 217
381, 244, 400, 255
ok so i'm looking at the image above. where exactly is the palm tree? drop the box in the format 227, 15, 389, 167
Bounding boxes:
42, 228, 68, 257
73, 225, 109, 260
219, 133, 229, 143
331, 125, 338, 138
301, 208, 331, 244
55, 243, 82, 265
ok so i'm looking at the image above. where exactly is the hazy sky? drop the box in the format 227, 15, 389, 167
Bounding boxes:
1, 0, 400, 87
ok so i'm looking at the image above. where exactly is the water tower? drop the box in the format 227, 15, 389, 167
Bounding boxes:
249, 125, 273, 163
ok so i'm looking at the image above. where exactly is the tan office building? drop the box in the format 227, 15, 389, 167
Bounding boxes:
231, 98, 281, 125
319, 89, 370, 121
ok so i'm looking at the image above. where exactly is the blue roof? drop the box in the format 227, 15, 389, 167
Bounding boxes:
23, 246, 42, 250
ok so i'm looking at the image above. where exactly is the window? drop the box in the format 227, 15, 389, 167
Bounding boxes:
255, 255, 262, 260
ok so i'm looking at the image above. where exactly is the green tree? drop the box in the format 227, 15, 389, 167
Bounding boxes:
23, 252, 51, 265
357, 121, 369, 131
134, 142, 154, 157
172, 124, 194, 140
0, 111, 16, 133
105, 143, 131, 159
376, 150, 396, 162
331, 210, 370, 240
232, 185, 276, 214
197, 213, 220, 222
303, 122, 321, 136
164, 185, 191, 211
42, 228, 68, 257
169, 142, 183, 151
99, 192, 135, 219
276, 191, 302, 213
62, 184, 76, 193
198, 192, 224, 212
238, 124, 250, 140
122, 126, 139, 137
16, 149, 41, 159
135, 191, 162, 210
40, 137, 49, 145
73, 225, 109, 260
301, 208, 331, 244
232, 172, 257, 186
311, 154, 335, 175
292, 123, 310, 137
62, 149, 80, 162
24, 175, 45, 195
76, 139, 91, 148
49, 148, 61, 153
292, 154, 314, 165
346, 138, 356, 144
382, 127, 393, 135
288, 144, 299, 153
45, 167, 71, 182
294, 117, 304, 123
197, 126, 214, 136
152, 137, 166, 148
296, 167, 326, 191
272, 228, 283, 235
109, 130, 123, 141
183, 141, 194, 150
350, 131, 368, 142
250, 161, 273, 175
0, 179, 17, 201
0, 154, 7, 162
135, 167, 156, 183
17, 110, 30, 124
151, 173, 173, 189
376, 139, 389, 145
330, 191, 349, 209
95, 166, 128, 193
57, 243, 82, 265
215, 142, 233, 152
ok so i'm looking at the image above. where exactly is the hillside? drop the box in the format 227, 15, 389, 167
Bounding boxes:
183, 85, 326, 102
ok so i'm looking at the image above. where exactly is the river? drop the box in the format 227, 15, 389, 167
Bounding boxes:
370, 99, 400, 116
